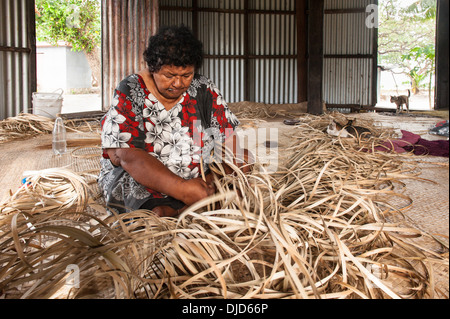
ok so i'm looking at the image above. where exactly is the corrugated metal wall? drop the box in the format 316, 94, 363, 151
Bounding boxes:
323, 0, 378, 108
198, 3, 246, 103
0, 0, 36, 120
160, 0, 193, 27
160, 0, 377, 107
248, 1, 297, 104
101, 0, 158, 110
160, 0, 297, 104
1, 0, 379, 117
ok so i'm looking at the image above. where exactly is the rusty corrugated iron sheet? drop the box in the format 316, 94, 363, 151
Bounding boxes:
159, 0, 297, 104
101, 0, 158, 111
109, 0, 377, 107
0, 0, 36, 120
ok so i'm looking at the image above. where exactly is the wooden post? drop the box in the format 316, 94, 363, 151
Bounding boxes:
27, 0, 37, 114
436, 0, 449, 110
244, 0, 250, 102
297, 0, 308, 103
307, 0, 324, 114
371, 0, 379, 107
192, 0, 198, 38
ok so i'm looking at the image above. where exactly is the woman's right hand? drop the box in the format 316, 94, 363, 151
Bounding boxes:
107, 148, 217, 207
178, 177, 216, 206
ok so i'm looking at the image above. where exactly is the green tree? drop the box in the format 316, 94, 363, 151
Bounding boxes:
402, 44, 435, 105
35, 0, 101, 87
378, 0, 436, 95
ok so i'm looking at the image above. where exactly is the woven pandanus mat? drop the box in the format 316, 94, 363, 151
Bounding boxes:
0, 112, 448, 299
383, 157, 449, 298
0, 132, 101, 202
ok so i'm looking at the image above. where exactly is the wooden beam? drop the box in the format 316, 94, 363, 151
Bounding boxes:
244, 0, 250, 102
324, 8, 366, 14
27, 0, 37, 114
159, 6, 295, 15
297, 0, 308, 103
307, 0, 324, 115
324, 54, 374, 59
204, 54, 297, 59
192, 0, 198, 38
371, 0, 379, 108
0, 46, 31, 53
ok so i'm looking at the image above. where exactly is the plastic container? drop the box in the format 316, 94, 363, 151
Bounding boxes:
32, 89, 64, 119
52, 117, 67, 155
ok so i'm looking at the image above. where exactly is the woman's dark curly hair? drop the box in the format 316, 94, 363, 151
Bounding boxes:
143, 25, 203, 73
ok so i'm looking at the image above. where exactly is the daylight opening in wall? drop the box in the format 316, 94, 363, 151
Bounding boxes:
377, 0, 437, 111
35, 0, 102, 114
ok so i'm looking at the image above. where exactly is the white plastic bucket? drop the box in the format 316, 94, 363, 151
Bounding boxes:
32, 89, 64, 119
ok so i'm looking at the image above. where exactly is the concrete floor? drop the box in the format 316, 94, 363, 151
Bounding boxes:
61, 93, 102, 114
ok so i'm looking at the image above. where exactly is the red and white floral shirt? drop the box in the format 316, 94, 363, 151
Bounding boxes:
98, 73, 239, 213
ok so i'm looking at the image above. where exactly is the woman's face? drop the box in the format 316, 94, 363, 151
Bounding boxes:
151, 65, 195, 100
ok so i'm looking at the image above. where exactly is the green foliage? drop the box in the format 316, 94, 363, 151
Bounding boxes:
402, 44, 435, 91
402, 0, 437, 20
35, 0, 101, 53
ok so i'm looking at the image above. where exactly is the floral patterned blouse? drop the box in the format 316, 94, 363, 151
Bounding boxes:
98, 73, 240, 214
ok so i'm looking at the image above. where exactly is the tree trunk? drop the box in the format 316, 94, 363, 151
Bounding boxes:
84, 46, 101, 88
411, 77, 420, 94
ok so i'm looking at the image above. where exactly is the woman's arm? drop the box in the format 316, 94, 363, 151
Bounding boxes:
106, 148, 215, 206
